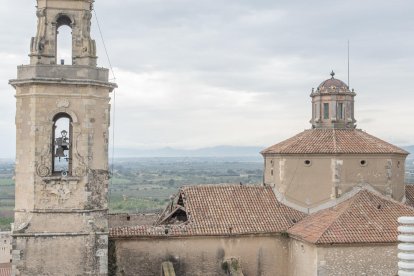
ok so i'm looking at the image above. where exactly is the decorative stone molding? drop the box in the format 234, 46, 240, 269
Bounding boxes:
40, 176, 80, 205
36, 164, 51, 177
56, 98, 70, 108
35, 135, 53, 177
74, 166, 86, 177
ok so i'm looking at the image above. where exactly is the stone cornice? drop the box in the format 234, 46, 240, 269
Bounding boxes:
9, 78, 117, 91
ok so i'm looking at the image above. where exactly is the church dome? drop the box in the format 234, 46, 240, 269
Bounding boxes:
317, 71, 349, 93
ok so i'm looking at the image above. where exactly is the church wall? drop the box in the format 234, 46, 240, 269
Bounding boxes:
288, 239, 317, 276
264, 154, 406, 210
110, 235, 289, 276
316, 243, 398, 275
264, 155, 334, 209
338, 154, 405, 201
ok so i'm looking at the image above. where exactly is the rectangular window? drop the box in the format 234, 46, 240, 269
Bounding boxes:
323, 103, 329, 119
338, 103, 343, 119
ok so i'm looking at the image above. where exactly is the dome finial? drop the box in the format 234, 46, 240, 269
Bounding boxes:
330, 70, 335, 79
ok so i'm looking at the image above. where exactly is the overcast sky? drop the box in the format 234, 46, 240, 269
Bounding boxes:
0, 0, 413, 158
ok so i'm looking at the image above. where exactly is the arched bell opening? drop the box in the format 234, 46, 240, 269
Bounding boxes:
55, 15, 73, 65
52, 113, 73, 176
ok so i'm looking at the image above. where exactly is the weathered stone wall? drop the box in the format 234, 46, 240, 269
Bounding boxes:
264, 154, 406, 209
289, 239, 398, 276
110, 235, 289, 276
316, 244, 398, 276
13, 234, 108, 276
288, 239, 317, 276
0, 232, 12, 264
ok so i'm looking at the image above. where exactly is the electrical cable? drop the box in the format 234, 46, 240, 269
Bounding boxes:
93, 8, 117, 191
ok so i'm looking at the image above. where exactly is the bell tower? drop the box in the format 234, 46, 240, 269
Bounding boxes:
9, 0, 116, 275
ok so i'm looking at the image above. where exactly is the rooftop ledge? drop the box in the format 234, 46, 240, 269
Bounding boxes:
9, 64, 117, 90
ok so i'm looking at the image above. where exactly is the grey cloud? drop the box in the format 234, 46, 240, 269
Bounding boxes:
0, 0, 413, 157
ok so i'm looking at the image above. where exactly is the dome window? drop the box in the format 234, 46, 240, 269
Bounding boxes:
360, 160, 367, 167
323, 103, 329, 119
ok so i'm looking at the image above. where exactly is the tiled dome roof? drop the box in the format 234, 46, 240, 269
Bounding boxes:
316, 71, 350, 93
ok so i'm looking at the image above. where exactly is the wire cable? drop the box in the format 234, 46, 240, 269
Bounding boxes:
93, 8, 117, 190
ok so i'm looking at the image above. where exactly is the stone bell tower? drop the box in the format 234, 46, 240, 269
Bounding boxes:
9, 0, 116, 275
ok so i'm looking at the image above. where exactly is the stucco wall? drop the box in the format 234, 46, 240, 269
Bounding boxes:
288, 239, 317, 276
264, 154, 406, 209
316, 244, 398, 276
110, 235, 289, 276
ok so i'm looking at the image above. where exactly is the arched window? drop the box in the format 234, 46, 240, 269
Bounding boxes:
56, 15, 72, 65
53, 113, 72, 176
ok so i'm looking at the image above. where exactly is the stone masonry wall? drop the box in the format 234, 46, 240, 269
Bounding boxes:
110, 235, 289, 276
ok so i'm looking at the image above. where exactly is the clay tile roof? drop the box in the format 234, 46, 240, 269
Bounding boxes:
0, 264, 11, 276
261, 129, 408, 155
405, 185, 414, 208
288, 189, 414, 244
318, 78, 349, 90
110, 184, 306, 238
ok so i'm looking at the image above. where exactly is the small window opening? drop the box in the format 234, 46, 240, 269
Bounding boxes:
56, 18, 72, 65
304, 160, 311, 166
126, 215, 131, 221
397, 161, 401, 168
323, 103, 329, 119
53, 114, 72, 175
271, 169, 273, 176
360, 160, 367, 166
338, 103, 344, 119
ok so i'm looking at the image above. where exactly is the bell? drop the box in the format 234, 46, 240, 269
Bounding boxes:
55, 147, 66, 158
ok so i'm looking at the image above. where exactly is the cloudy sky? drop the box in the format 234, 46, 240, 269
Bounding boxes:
0, 0, 413, 158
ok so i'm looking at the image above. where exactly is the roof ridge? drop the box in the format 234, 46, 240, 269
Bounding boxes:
180, 184, 268, 189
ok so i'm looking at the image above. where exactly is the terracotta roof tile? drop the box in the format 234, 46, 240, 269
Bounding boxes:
110, 185, 306, 238
261, 129, 408, 155
288, 189, 414, 244
0, 266, 11, 276
405, 185, 414, 208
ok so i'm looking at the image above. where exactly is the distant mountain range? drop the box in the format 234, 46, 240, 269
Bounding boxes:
1, 145, 412, 161
115, 144, 414, 159
114, 146, 265, 158
404, 146, 414, 158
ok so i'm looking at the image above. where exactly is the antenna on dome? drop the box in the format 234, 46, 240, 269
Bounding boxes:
347, 40, 350, 88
